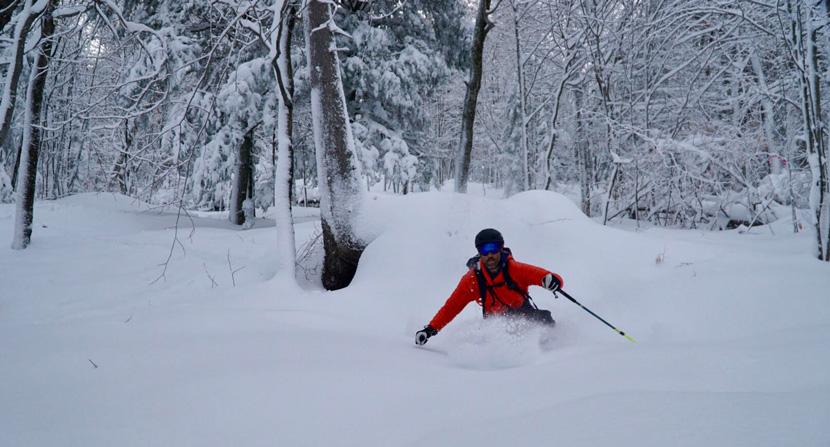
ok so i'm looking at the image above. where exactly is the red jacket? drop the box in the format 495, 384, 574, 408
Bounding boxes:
428, 254, 563, 332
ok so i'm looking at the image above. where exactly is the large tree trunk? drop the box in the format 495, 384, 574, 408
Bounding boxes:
229, 126, 255, 226
273, 0, 297, 279
11, 4, 53, 250
453, 0, 493, 193
0, 0, 46, 149
305, 0, 365, 290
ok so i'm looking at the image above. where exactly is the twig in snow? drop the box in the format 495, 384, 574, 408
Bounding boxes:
203, 263, 219, 288
88, 359, 99, 369
227, 249, 245, 287
295, 228, 323, 281
150, 200, 189, 285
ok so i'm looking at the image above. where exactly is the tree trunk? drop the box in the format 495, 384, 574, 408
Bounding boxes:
11, 139, 22, 191
510, 0, 529, 191
749, 51, 780, 172
575, 88, 592, 216
273, 0, 297, 279
454, 0, 492, 193
790, 0, 830, 260
808, 13, 829, 261
543, 50, 578, 190
0, 0, 46, 149
112, 119, 131, 194
229, 126, 255, 225
305, 0, 366, 290
11, 5, 53, 250
0, 0, 21, 31
603, 163, 620, 225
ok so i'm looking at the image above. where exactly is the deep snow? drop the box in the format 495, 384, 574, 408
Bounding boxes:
1, 190, 828, 446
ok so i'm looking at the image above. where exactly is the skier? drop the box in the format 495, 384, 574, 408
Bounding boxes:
415, 228, 564, 345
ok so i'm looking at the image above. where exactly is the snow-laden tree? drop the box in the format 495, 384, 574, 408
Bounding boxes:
190, 58, 275, 217
335, 0, 468, 192
4, 0, 830, 264
351, 120, 380, 189
777, 0, 830, 260
271, 0, 298, 279
11, 1, 54, 249
0, 0, 47, 151
380, 133, 417, 193
305, 0, 365, 290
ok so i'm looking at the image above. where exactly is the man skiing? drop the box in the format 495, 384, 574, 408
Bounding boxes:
415, 228, 564, 345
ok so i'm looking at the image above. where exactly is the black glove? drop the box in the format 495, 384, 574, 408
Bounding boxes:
541, 273, 562, 292
415, 326, 438, 345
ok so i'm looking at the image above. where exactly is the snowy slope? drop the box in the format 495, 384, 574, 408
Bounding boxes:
1, 191, 828, 446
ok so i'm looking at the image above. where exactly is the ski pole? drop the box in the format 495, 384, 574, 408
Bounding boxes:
554, 289, 636, 343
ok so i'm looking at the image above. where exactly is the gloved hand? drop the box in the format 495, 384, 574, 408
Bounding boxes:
541, 273, 563, 292
415, 326, 438, 345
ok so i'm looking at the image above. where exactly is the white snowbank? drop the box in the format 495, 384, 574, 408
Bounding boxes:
1, 190, 828, 446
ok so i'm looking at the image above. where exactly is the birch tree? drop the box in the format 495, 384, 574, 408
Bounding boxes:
272, 0, 297, 279
780, 0, 829, 260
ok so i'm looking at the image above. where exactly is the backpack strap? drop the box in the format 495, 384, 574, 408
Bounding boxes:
467, 255, 489, 317
501, 261, 538, 310
474, 267, 488, 318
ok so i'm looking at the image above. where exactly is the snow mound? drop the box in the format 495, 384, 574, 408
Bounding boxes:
1, 190, 829, 446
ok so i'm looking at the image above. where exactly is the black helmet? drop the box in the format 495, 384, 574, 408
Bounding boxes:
474, 228, 504, 249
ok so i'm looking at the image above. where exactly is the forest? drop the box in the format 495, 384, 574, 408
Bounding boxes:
2, 3, 830, 444
2, 0, 829, 286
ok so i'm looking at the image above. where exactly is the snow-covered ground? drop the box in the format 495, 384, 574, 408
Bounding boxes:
1, 191, 828, 446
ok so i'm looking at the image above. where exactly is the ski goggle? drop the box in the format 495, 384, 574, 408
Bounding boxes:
478, 242, 503, 256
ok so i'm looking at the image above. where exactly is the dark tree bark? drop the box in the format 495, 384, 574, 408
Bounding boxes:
0, 0, 45, 149
229, 126, 255, 225
11, 5, 53, 249
11, 138, 22, 190
0, 0, 21, 32
305, 0, 365, 290
112, 119, 131, 195
575, 88, 592, 216
454, 0, 493, 193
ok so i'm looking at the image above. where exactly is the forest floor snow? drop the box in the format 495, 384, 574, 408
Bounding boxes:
1, 190, 828, 446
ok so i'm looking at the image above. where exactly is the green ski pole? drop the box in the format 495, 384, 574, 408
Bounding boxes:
555, 289, 636, 343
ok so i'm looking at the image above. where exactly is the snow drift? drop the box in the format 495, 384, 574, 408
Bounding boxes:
1, 190, 828, 446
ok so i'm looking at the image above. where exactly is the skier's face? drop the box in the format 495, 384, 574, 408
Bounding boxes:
482, 251, 502, 273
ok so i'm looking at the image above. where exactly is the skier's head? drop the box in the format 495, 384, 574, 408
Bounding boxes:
475, 228, 504, 253
475, 228, 504, 272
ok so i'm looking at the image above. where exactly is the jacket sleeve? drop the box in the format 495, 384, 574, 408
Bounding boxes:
511, 260, 564, 291
428, 272, 479, 332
